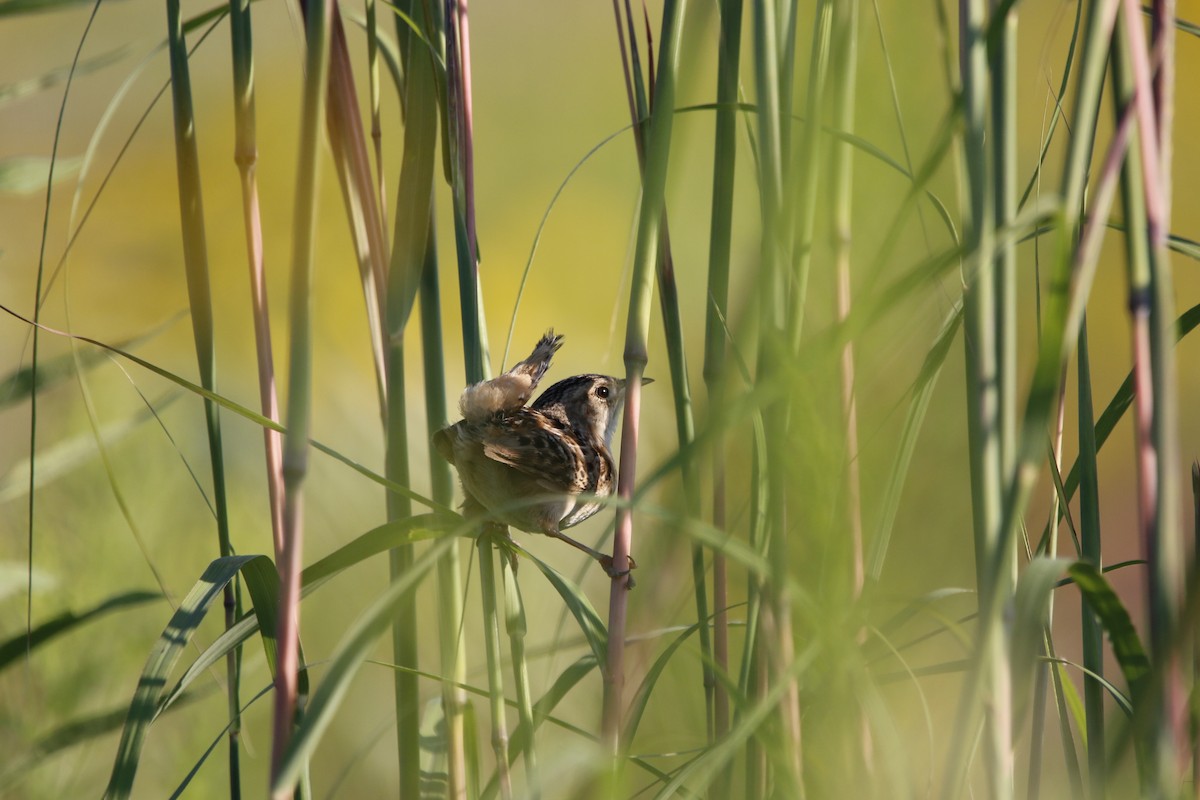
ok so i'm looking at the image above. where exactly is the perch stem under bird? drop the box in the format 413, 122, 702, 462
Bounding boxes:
434, 330, 650, 579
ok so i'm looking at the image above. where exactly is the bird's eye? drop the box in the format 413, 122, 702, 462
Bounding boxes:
596, 385, 610, 399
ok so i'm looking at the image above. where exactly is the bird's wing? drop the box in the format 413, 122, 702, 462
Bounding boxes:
475, 412, 588, 494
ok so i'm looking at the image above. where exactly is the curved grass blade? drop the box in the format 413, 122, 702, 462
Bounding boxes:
160, 517, 455, 714
867, 297, 963, 578
622, 618, 705, 746
522, 549, 608, 667
102, 555, 275, 799
0, 590, 160, 670
1069, 562, 1151, 706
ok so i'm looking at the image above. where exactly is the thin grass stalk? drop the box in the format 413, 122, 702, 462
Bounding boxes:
477, 532, 512, 800
942, 4, 1124, 791
1112, 7, 1184, 788
949, 0, 1008, 796
26, 0, 102, 676
785, 0, 831, 347
229, 0, 284, 568
1077, 319, 1106, 796
829, 0, 863, 601
385, 0, 444, 787
419, 214, 468, 799
501, 556, 538, 797
827, 0, 870, 785
365, 0, 386, 230
990, 0, 1017, 548
384, 331, 418, 800
163, 4, 241, 794
1028, 359, 1070, 800
603, 0, 685, 759
271, 0, 334, 787
959, 0, 1014, 794
751, 0, 804, 793
444, 0, 487, 381
703, 0, 743, 763
609, 2, 712, 742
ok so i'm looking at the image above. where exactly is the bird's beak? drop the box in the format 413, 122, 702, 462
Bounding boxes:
641, 377, 654, 386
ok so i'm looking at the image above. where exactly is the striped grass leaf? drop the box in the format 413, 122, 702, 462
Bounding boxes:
160, 517, 457, 713
102, 554, 279, 799
1069, 562, 1151, 708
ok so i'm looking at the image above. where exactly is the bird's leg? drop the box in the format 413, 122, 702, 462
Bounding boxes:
464, 493, 520, 573
546, 528, 637, 580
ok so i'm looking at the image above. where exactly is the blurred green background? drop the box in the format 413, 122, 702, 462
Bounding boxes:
1, 0, 1199, 796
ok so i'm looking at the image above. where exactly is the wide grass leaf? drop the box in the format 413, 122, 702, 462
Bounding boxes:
102, 555, 276, 799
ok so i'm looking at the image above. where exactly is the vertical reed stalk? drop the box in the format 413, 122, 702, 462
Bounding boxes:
1112, 6, 1184, 787
785, 0, 830, 348
703, 0, 743, 763
386, 0, 441, 789
164, 3, 240, 794
502, 556, 538, 797
943, 3, 1123, 794
990, 0, 1017, 549
828, 0, 870, 783
445, 0, 488, 381
946, 0, 1008, 796
272, 0, 333, 791
1077, 319, 1105, 796
602, 0, 685, 758
478, 531, 512, 800
419, 216, 469, 798
229, 0, 284, 569
752, 0, 804, 792
609, 0, 712, 739
829, 0, 862, 600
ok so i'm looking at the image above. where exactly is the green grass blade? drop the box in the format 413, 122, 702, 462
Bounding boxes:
0, 590, 160, 670
102, 555, 271, 799
526, 551, 608, 666
272, 537, 453, 794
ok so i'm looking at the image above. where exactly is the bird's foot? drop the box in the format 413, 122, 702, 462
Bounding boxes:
598, 554, 638, 589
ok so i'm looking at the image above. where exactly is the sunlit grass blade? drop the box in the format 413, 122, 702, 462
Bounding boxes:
102, 555, 274, 799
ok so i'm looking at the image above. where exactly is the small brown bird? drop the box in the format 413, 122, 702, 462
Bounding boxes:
434, 331, 640, 577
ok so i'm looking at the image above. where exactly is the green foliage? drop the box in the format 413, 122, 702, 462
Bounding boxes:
3, 0, 1198, 798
